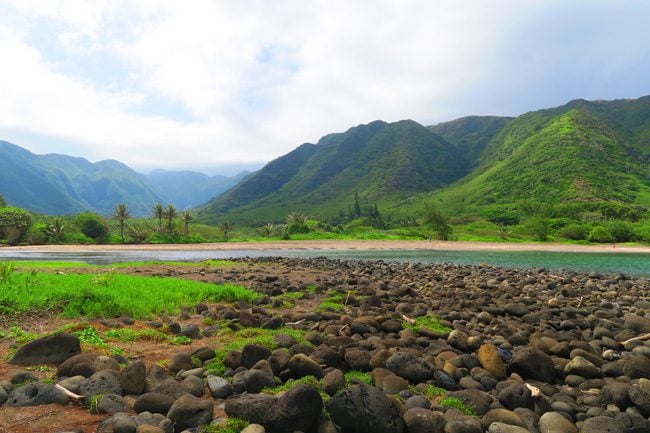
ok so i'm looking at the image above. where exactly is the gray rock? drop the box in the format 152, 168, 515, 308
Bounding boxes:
207, 375, 232, 399
233, 369, 276, 393
564, 356, 599, 378
538, 411, 577, 433
180, 324, 201, 339
327, 384, 405, 433
404, 395, 431, 410
509, 347, 556, 383
322, 369, 345, 396
169, 352, 193, 373
403, 408, 445, 433
225, 393, 277, 424
180, 375, 204, 397
112, 412, 138, 433
94, 394, 128, 415
498, 383, 532, 410
58, 354, 120, 378
150, 378, 185, 400
134, 393, 176, 414
241, 425, 266, 433
263, 384, 323, 433
448, 388, 493, 416
628, 380, 650, 417
80, 369, 123, 404
624, 315, 650, 334
482, 408, 527, 429
0, 387, 8, 405
386, 352, 433, 382
444, 416, 483, 433
166, 394, 213, 432
121, 360, 147, 395
5, 382, 68, 406
579, 416, 625, 433
9, 332, 80, 365
288, 353, 324, 379
191, 346, 216, 362
240, 344, 272, 369
487, 423, 531, 433
345, 349, 372, 371
600, 381, 632, 410
624, 355, 650, 379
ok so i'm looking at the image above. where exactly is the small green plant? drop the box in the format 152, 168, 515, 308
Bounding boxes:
92, 271, 114, 288
170, 336, 192, 345
0, 261, 14, 285
344, 370, 373, 385
201, 417, 249, 433
317, 294, 346, 312
73, 326, 106, 347
440, 397, 476, 416
89, 394, 103, 413
420, 384, 446, 398
402, 315, 452, 334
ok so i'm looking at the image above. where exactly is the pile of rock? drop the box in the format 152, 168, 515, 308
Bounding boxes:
2, 258, 650, 433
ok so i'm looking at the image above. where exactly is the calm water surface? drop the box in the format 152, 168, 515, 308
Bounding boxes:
0, 248, 648, 277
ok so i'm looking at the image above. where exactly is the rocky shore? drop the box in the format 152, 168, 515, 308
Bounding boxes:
2, 257, 650, 433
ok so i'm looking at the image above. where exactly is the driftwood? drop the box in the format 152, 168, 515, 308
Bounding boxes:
622, 332, 650, 345
54, 384, 83, 400
401, 314, 416, 325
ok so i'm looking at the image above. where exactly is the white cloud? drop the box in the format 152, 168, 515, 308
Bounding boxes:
0, 0, 648, 170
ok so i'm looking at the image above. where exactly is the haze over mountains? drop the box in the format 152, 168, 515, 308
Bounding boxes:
2, 96, 649, 222
0, 141, 249, 216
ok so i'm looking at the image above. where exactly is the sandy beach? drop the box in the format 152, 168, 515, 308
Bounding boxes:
3, 239, 650, 253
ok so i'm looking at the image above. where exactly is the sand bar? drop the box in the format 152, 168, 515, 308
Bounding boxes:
2, 240, 650, 254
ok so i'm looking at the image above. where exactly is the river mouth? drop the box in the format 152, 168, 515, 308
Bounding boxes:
1, 248, 649, 277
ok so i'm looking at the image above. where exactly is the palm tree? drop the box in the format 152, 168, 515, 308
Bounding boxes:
219, 221, 234, 242
181, 212, 193, 236
113, 203, 131, 243
164, 204, 176, 233
261, 223, 275, 238
152, 203, 164, 233
47, 218, 65, 243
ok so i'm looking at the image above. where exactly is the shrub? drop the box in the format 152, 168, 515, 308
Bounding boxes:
558, 224, 589, 240
588, 226, 614, 243
0, 207, 32, 245
606, 220, 637, 243
75, 213, 108, 241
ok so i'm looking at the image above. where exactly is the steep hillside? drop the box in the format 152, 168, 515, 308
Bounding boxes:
198, 120, 467, 223
430, 106, 650, 216
429, 116, 512, 167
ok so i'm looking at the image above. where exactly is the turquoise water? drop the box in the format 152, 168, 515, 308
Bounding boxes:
0, 248, 648, 277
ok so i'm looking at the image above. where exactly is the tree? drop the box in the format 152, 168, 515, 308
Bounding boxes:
422, 202, 452, 240
181, 212, 193, 236
164, 204, 176, 233
76, 213, 108, 241
260, 223, 275, 238
219, 221, 234, 241
286, 212, 310, 234
353, 192, 361, 218
0, 195, 6, 207
113, 203, 131, 243
153, 203, 164, 233
524, 216, 550, 242
0, 206, 32, 245
47, 218, 65, 243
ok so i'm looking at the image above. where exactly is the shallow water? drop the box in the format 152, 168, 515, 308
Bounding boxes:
0, 248, 648, 277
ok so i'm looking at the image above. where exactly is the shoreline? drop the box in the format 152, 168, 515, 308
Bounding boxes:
2, 239, 650, 254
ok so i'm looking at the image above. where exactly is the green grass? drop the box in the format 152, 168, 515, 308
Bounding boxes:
0, 269, 259, 319
201, 418, 250, 433
205, 327, 311, 376
402, 315, 452, 334
344, 370, 373, 385
317, 293, 350, 312
440, 397, 476, 416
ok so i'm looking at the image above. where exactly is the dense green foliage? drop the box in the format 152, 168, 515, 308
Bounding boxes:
0, 206, 32, 245
0, 266, 258, 318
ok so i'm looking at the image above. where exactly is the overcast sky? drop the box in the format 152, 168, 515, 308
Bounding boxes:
0, 1, 648, 174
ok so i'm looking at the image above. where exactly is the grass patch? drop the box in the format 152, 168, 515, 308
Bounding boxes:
344, 370, 373, 385
201, 418, 249, 433
440, 397, 476, 416
205, 327, 311, 376
402, 315, 452, 334
317, 293, 352, 312
420, 384, 446, 398
0, 269, 258, 319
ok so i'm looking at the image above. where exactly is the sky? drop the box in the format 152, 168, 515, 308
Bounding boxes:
0, 0, 649, 175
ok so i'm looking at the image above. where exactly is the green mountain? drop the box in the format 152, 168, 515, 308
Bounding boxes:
198, 96, 650, 225
197, 120, 469, 224
429, 98, 650, 216
0, 141, 245, 216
